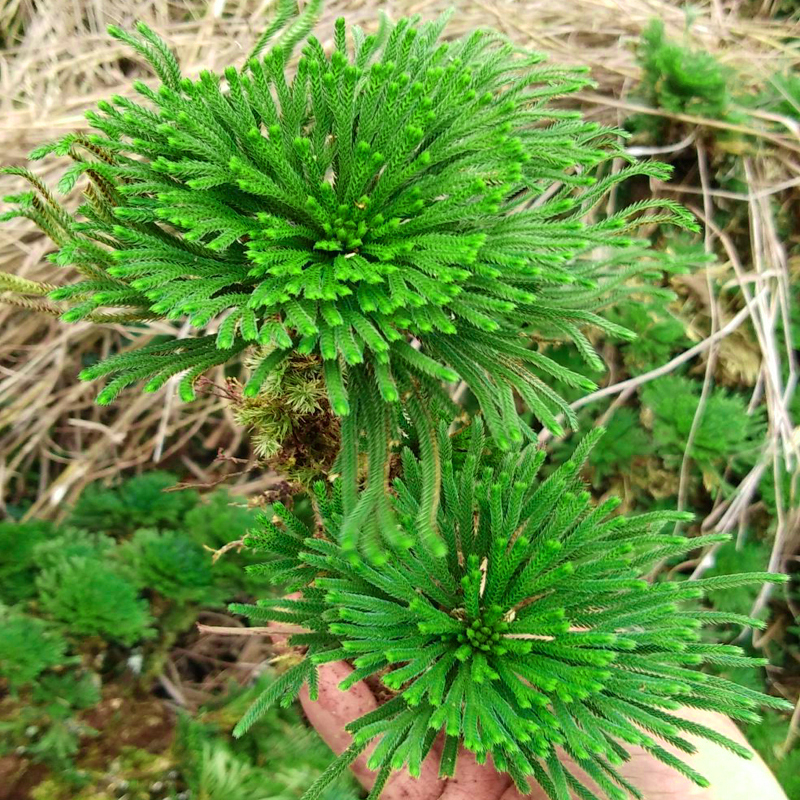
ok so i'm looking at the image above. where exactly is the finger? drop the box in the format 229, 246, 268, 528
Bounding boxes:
671, 709, 788, 800
438, 749, 511, 800
378, 739, 447, 800
603, 709, 787, 800
257, 596, 381, 788
500, 784, 538, 800
498, 709, 789, 800
381, 760, 449, 800
300, 661, 448, 799
299, 660, 381, 790
264, 594, 443, 796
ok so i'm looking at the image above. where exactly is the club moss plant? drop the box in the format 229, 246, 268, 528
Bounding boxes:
0, 4, 701, 552
231, 422, 790, 799
0, 5, 789, 799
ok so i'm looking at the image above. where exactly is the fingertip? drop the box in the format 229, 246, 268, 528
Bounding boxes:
299, 661, 380, 787
302, 661, 379, 714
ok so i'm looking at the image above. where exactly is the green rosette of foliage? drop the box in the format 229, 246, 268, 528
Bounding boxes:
229, 423, 790, 799
1, 11, 697, 424
36, 556, 155, 646
1, 9, 702, 551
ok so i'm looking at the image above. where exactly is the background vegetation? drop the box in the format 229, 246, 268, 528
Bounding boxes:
0, 0, 798, 798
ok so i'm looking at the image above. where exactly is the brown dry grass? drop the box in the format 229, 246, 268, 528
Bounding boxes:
0, 0, 797, 533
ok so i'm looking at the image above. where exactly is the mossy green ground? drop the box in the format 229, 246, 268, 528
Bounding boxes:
0, 477, 358, 800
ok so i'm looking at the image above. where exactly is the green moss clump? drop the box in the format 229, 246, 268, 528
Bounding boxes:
37, 557, 155, 646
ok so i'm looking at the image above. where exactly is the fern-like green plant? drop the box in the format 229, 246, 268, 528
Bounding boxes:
229, 423, 790, 799
177, 692, 362, 800
0, 607, 100, 773
0, 659, 100, 772
67, 470, 197, 534
178, 733, 274, 800
31, 670, 102, 711
1, 10, 702, 552
0, 609, 72, 691
641, 375, 766, 480
36, 556, 155, 646
636, 20, 731, 119
0, 519, 54, 603
124, 528, 218, 604
605, 293, 689, 375
586, 407, 651, 486
33, 527, 116, 570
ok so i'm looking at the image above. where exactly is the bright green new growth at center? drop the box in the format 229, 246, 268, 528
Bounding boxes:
452, 598, 510, 655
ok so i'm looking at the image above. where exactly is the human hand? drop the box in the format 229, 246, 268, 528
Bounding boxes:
299, 658, 789, 800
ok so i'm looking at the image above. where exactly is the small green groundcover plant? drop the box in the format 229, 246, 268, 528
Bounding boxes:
232, 423, 789, 799
0, 4, 791, 800
0, 477, 261, 776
